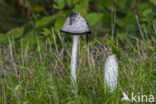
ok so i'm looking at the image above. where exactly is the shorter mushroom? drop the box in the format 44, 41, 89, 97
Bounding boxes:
104, 54, 118, 93
60, 12, 91, 84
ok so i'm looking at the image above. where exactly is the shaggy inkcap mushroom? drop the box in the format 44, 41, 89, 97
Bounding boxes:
104, 54, 118, 93
60, 12, 91, 86
60, 12, 91, 35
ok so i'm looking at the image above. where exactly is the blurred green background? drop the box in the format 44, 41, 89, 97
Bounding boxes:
0, 0, 156, 45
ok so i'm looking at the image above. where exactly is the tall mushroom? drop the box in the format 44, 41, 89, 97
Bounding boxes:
60, 12, 91, 84
104, 54, 118, 93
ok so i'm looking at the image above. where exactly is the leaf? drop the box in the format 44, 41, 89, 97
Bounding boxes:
78, 0, 89, 6
66, 0, 73, 7
137, 3, 150, 16
54, 19, 65, 31
35, 16, 53, 28
150, 0, 156, 6
0, 33, 8, 43
73, 0, 80, 4
74, 4, 87, 16
23, 21, 33, 37
113, 0, 127, 9
92, 20, 103, 30
86, 13, 103, 26
116, 19, 125, 28
41, 28, 51, 36
53, 0, 65, 9
116, 11, 136, 28
22, 31, 34, 42
6, 27, 24, 38
143, 9, 153, 19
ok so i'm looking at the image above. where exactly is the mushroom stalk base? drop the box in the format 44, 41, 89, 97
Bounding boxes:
70, 35, 79, 84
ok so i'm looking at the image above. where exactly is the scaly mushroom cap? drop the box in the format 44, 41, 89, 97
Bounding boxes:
60, 12, 91, 35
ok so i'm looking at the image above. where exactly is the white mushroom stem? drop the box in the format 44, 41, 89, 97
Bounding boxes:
70, 35, 79, 84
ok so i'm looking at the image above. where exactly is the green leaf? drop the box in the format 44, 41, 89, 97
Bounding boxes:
86, 13, 103, 26
92, 20, 103, 30
54, 19, 65, 31
150, 0, 156, 6
6, 27, 24, 38
35, 16, 53, 28
66, 0, 73, 7
113, 0, 127, 9
0, 33, 8, 43
53, 0, 65, 9
143, 9, 153, 19
116, 11, 136, 28
137, 3, 150, 16
78, 0, 89, 6
73, 0, 80, 4
23, 31, 34, 42
41, 28, 51, 36
74, 4, 87, 16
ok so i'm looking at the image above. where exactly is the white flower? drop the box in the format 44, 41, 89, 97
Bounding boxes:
104, 54, 118, 93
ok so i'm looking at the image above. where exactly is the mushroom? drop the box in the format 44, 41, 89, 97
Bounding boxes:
60, 12, 91, 84
104, 54, 118, 93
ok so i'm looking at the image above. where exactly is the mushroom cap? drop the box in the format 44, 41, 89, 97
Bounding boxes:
60, 12, 91, 35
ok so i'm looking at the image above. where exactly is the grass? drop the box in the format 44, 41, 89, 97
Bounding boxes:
0, 30, 156, 104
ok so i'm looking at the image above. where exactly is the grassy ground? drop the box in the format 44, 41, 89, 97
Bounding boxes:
0, 31, 156, 104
